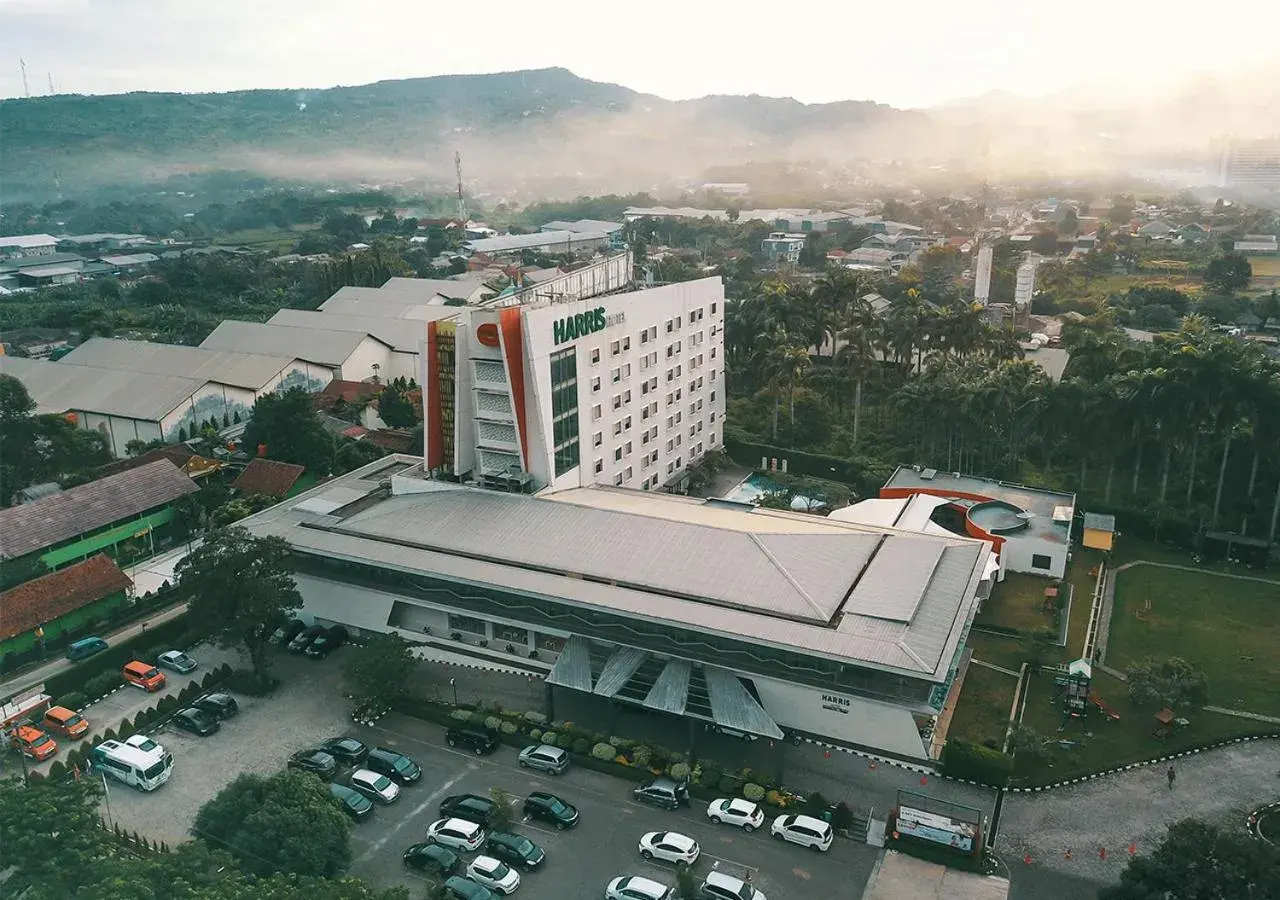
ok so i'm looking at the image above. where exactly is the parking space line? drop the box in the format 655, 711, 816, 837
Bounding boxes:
355, 766, 477, 863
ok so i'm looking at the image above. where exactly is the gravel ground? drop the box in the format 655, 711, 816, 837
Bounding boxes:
997, 737, 1280, 885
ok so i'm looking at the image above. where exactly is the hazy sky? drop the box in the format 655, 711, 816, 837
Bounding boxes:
1, 0, 1277, 108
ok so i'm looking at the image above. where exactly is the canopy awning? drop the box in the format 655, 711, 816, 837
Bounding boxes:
545, 634, 594, 691
643, 657, 692, 715
594, 646, 649, 697
704, 666, 784, 739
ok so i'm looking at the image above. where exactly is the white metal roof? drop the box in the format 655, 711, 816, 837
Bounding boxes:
267, 309, 426, 352
60, 338, 297, 389
0, 233, 58, 248
200, 321, 390, 367
0, 355, 204, 421
464, 231, 608, 254
99, 253, 159, 266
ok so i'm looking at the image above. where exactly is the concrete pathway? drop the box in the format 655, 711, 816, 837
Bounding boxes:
1203, 706, 1280, 725
971, 659, 1020, 678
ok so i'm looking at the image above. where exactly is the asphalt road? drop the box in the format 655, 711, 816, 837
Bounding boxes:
349, 712, 882, 900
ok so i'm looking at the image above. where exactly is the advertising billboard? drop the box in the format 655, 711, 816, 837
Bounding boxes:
895, 804, 977, 854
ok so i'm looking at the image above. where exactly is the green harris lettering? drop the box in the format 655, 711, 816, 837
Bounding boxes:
552, 306, 608, 345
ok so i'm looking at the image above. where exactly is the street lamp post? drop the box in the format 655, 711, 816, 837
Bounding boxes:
450, 677, 458, 706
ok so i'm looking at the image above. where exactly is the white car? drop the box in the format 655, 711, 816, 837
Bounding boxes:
427, 817, 486, 852
125, 734, 165, 755
770, 813, 833, 852
604, 875, 673, 900
466, 855, 521, 895
706, 798, 764, 832
638, 831, 699, 866
701, 871, 767, 900
157, 650, 198, 674
350, 768, 401, 804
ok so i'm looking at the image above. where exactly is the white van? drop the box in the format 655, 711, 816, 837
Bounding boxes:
92, 739, 173, 791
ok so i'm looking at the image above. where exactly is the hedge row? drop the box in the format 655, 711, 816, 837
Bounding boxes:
940, 738, 1013, 786
722, 432, 890, 499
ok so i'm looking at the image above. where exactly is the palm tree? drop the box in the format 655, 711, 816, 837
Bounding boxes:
835, 295, 880, 445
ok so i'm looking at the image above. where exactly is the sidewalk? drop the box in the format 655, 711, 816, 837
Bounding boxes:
0, 601, 189, 700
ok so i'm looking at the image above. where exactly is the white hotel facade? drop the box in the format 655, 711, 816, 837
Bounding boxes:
423, 277, 726, 492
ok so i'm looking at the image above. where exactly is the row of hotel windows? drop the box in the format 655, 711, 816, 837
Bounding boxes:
583, 303, 721, 364
591, 433, 716, 481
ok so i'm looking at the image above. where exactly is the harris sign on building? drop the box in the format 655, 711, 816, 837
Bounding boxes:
553, 307, 607, 346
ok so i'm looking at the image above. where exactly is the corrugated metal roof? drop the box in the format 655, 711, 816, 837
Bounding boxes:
1082, 513, 1116, 532
0, 233, 58, 248
0, 355, 203, 421
465, 231, 608, 254
644, 658, 691, 714
331, 489, 879, 623
593, 646, 649, 697
60, 337, 296, 389
703, 666, 783, 739
545, 635, 594, 691
320, 289, 459, 321
380, 276, 487, 300
848, 537, 944, 623
200, 321, 388, 367
0, 460, 197, 560
267, 309, 425, 352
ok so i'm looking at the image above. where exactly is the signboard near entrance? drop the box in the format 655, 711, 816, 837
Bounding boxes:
896, 804, 977, 853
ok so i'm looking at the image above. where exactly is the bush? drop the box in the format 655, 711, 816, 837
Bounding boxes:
500, 722, 518, 736
135, 707, 155, 729
591, 742, 618, 761
103, 728, 118, 743
529, 728, 542, 742
742, 783, 766, 802
697, 764, 721, 787
804, 791, 829, 815
484, 716, 503, 732
48, 760, 67, 781
202, 672, 217, 689
522, 711, 548, 726
718, 774, 743, 795
632, 745, 653, 769
572, 737, 590, 755
669, 762, 691, 781
156, 696, 178, 714
941, 739, 1013, 786
85, 673, 119, 699
224, 670, 280, 696
557, 733, 575, 750
675, 866, 697, 899
58, 691, 86, 711
540, 731, 558, 747
449, 708, 473, 721
610, 736, 635, 751
832, 801, 854, 830
765, 789, 783, 807
118, 718, 136, 740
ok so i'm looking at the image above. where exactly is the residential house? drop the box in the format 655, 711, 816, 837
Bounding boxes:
1137, 220, 1176, 239
1235, 235, 1278, 255
622, 207, 729, 222
0, 554, 133, 659
540, 220, 626, 248
861, 233, 916, 254
463, 230, 609, 257
99, 252, 160, 274
232, 458, 307, 499
772, 211, 851, 233
1179, 223, 1212, 243
839, 247, 908, 274
761, 232, 806, 265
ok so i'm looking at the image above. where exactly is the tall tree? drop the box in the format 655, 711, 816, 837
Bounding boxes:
1204, 253, 1252, 293
174, 526, 301, 678
344, 632, 417, 709
1099, 818, 1280, 900
243, 388, 335, 475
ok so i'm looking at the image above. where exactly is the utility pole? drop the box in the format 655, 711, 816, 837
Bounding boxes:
19, 58, 30, 97
454, 151, 468, 223
47, 72, 54, 95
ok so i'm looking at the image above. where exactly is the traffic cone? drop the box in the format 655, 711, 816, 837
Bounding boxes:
1128, 843, 1136, 856
824, 749, 831, 759
868, 761, 876, 771
1099, 847, 1107, 860
1023, 853, 1032, 865
920, 776, 928, 786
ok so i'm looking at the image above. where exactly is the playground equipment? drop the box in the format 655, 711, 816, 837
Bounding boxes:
1089, 693, 1120, 721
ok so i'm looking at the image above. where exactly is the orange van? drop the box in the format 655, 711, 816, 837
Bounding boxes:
42, 705, 90, 739
122, 660, 167, 692
9, 724, 58, 761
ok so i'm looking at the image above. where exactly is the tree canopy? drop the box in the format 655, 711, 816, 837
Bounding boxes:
1126, 656, 1210, 712
0, 374, 111, 506
344, 631, 417, 708
1099, 818, 1280, 900
174, 526, 300, 676
243, 388, 335, 476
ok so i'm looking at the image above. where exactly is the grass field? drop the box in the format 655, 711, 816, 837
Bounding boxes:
1108, 564, 1280, 717
1247, 255, 1280, 278
947, 663, 1018, 749
973, 573, 1060, 634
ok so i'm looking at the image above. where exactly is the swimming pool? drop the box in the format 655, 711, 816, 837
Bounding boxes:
721, 473, 817, 510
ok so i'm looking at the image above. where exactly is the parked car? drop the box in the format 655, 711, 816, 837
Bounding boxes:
403, 842, 461, 877
305, 625, 348, 659
638, 831, 699, 866
122, 660, 166, 692
329, 782, 374, 821
445, 726, 499, 756
522, 791, 578, 830
439, 794, 497, 826
9, 725, 57, 761
41, 706, 89, 739
157, 650, 198, 674
706, 798, 764, 832
288, 748, 339, 779
632, 777, 690, 811
365, 746, 421, 784
466, 855, 521, 895
192, 693, 239, 720
125, 734, 164, 754
699, 871, 766, 900
66, 637, 108, 661
770, 813, 833, 852
442, 875, 497, 900
350, 768, 401, 804
516, 744, 569, 775
171, 708, 220, 736
321, 736, 369, 766
605, 875, 673, 900
485, 831, 545, 871
271, 619, 305, 645
427, 817, 487, 853
288, 624, 326, 654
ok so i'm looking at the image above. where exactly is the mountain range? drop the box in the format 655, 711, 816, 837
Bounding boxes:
1, 63, 1277, 200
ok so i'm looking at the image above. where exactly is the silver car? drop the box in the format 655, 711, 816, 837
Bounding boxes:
517, 743, 569, 775
157, 650, 198, 674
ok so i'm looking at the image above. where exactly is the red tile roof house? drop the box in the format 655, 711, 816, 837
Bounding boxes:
0, 554, 133, 659
231, 458, 307, 499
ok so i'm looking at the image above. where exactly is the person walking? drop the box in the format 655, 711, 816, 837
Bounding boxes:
1167, 765, 1176, 789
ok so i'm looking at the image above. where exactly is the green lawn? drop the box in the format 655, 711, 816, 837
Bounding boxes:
974, 573, 1060, 634
947, 663, 1018, 749
1108, 564, 1280, 717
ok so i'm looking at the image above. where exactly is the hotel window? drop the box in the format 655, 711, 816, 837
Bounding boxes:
611, 367, 621, 383
593, 431, 602, 447
711, 390, 716, 402
666, 345, 674, 359
710, 411, 716, 422
591, 376, 601, 393
614, 473, 624, 486
590, 348, 600, 364
676, 456, 682, 468
696, 420, 703, 432
611, 339, 621, 356
665, 319, 673, 333
675, 434, 682, 446
640, 330, 649, 345
623, 390, 631, 403
650, 401, 658, 415
624, 416, 631, 431
624, 466, 632, 480
549, 348, 580, 477
649, 326, 658, 340
641, 407, 649, 420
710, 431, 717, 444
675, 411, 682, 424
622, 363, 631, 378
615, 447, 623, 461
594, 459, 603, 473
666, 439, 674, 452
625, 441, 632, 455
613, 394, 622, 410
642, 432, 650, 445
642, 381, 649, 395
622, 336, 631, 351
675, 316, 681, 328
1031, 554, 1053, 570
689, 426, 696, 438
592, 403, 601, 420
613, 421, 622, 436
711, 347, 717, 359
711, 302, 717, 314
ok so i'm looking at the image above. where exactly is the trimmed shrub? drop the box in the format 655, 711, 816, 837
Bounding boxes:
58, 692, 86, 711
803, 791, 829, 815
742, 783, 766, 802
156, 696, 178, 714
765, 789, 783, 807
557, 733, 574, 750
668, 762, 691, 781
86, 673, 119, 699
102, 728, 118, 743
201, 672, 217, 689
941, 739, 1013, 786
500, 722, 518, 736
591, 742, 617, 761
609, 736, 635, 751
218, 663, 233, 677
632, 745, 653, 769
484, 716, 503, 733
522, 711, 548, 726
697, 764, 721, 788
26, 771, 44, 783
718, 773, 743, 795
540, 731, 558, 747
832, 801, 854, 830
529, 728, 542, 742
117, 718, 136, 740
449, 708, 473, 721
47, 760, 67, 781
571, 737, 590, 755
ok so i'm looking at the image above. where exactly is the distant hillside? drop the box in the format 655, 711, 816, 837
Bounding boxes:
0, 67, 919, 199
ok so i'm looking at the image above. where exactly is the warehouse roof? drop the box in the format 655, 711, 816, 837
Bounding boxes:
267, 309, 425, 352
0, 355, 205, 421
380, 276, 488, 300
0, 554, 133, 641
60, 338, 298, 389
541, 219, 624, 234
0, 233, 58, 249
243, 462, 989, 680
0, 460, 197, 560
464, 231, 608, 254
200, 321, 391, 367
99, 253, 160, 267
319, 288, 461, 320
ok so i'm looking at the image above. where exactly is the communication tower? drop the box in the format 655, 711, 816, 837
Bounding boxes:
454, 151, 468, 223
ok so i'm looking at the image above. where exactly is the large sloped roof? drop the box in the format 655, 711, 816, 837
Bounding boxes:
0, 460, 197, 560
0, 554, 132, 640
267, 309, 425, 352
0, 356, 203, 421
200, 321, 389, 367
60, 337, 296, 389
